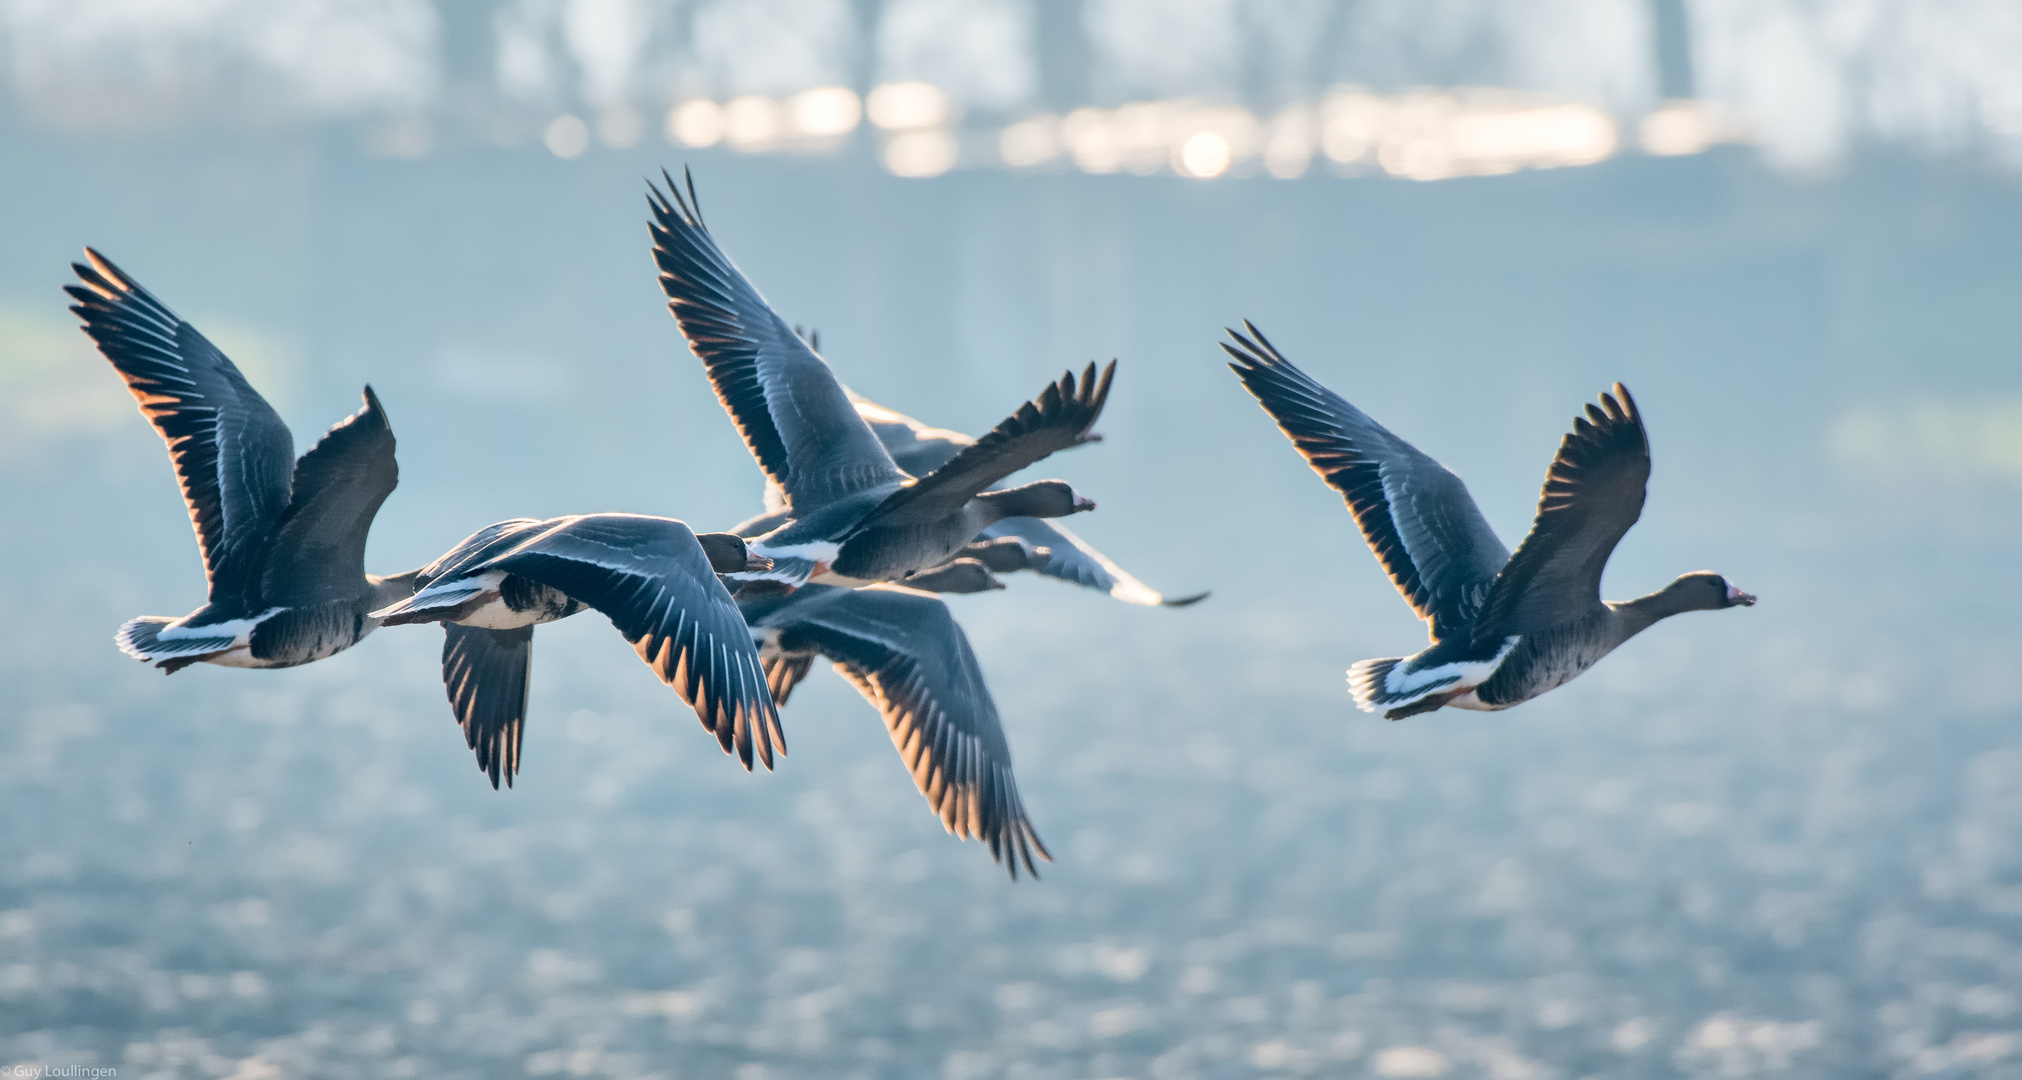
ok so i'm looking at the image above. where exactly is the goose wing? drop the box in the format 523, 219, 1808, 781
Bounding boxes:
848, 391, 973, 476
980, 517, 1208, 607
441, 625, 533, 790
1475, 385, 1650, 639
1224, 323, 1507, 639
855, 362, 1113, 530
648, 172, 902, 512
746, 584, 1050, 878
67, 249, 295, 613
761, 653, 817, 705
488, 513, 784, 769
261, 387, 399, 606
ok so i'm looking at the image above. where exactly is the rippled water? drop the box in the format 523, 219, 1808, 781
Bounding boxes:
2, 132, 2020, 1078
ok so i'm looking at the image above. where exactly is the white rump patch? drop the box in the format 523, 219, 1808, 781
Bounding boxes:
160, 608, 282, 643
372, 571, 501, 621
1348, 637, 1519, 712
753, 539, 841, 563
729, 555, 821, 589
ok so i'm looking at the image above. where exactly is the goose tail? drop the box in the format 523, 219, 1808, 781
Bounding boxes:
370, 580, 486, 627
1346, 656, 1404, 713
116, 616, 229, 672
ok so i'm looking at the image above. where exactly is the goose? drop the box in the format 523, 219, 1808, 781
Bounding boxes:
369, 514, 782, 783
740, 583, 1050, 878
647, 171, 1104, 591
846, 392, 1208, 606
1224, 323, 1755, 719
66, 250, 416, 672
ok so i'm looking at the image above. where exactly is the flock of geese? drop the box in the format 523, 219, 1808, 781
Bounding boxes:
70, 170, 1755, 879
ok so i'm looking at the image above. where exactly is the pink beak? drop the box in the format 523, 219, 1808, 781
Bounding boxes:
1072, 494, 1097, 512
1726, 583, 1757, 606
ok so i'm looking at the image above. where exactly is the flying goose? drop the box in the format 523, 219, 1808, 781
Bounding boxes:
1224, 323, 1755, 719
647, 171, 1104, 591
846, 392, 1208, 606
66, 250, 416, 673
740, 583, 1050, 878
369, 514, 781, 783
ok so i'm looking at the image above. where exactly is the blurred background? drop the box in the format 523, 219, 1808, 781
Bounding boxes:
2, 1, 2021, 1077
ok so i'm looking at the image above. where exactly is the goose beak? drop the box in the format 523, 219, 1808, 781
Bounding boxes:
1071, 494, 1097, 512
1725, 583, 1756, 606
744, 553, 775, 572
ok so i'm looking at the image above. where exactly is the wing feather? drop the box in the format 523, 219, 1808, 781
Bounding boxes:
1224, 323, 1507, 639
647, 171, 902, 510
67, 249, 295, 611
262, 387, 399, 606
489, 514, 785, 770
856, 362, 1114, 529
744, 585, 1049, 878
981, 517, 1207, 607
441, 625, 534, 789
1476, 385, 1651, 639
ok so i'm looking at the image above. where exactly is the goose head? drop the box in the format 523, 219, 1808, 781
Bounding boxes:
697, 532, 775, 574
965, 535, 1051, 572
984, 480, 1096, 520
1665, 571, 1756, 612
903, 558, 1006, 594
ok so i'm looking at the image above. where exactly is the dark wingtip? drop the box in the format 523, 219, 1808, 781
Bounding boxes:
1161, 590, 1211, 608
752, 697, 784, 772
768, 707, 787, 760
1221, 323, 1272, 368
1611, 382, 1639, 420
1028, 827, 1053, 864
81, 247, 132, 289
1093, 358, 1117, 406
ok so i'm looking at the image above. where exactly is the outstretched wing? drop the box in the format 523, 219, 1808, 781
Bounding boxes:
441, 625, 533, 790
747, 584, 1050, 878
1475, 385, 1650, 639
856, 362, 1114, 529
262, 387, 399, 607
67, 249, 295, 612
647, 171, 902, 512
490, 513, 784, 770
1224, 323, 1507, 639
981, 517, 1207, 607
848, 390, 973, 476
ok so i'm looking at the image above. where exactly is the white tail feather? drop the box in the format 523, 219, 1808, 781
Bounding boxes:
370, 582, 484, 622
117, 616, 229, 661
1346, 657, 1403, 713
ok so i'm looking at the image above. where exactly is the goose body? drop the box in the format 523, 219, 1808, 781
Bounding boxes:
1226, 324, 1755, 719
647, 171, 1102, 591
67, 250, 415, 674
370, 513, 782, 784
740, 583, 1049, 878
